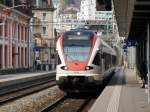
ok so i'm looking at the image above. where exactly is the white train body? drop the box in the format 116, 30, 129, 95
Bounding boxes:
56, 29, 116, 92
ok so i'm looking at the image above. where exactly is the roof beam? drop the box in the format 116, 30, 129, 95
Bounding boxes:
134, 10, 150, 13
135, 1, 150, 5
133, 12, 150, 17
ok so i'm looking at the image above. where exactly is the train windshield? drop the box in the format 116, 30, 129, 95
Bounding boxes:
63, 31, 94, 62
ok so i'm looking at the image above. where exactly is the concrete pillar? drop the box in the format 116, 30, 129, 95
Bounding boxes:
18, 47, 20, 67
2, 44, 6, 69
19, 24, 21, 68
15, 46, 18, 68
23, 26, 25, 42
23, 47, 25, 67
18, 24, 20, 42
128, 47, 136, 69
25, 48, 27, 67
19, 24, 21, 42
25, 27, 27, 42
15, 23, 19, 68
20, 47, 22, 68
9, 19, 13, 68
2, 18, 5, 69
20, 25, 22, 41
147, 20, 150, 103
6, 45, 10, 68
28, 27, 31, 68
149, 20, 150, 103
36, 0, 39, 7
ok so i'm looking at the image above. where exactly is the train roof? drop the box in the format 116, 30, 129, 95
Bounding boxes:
100, 39, 116, 56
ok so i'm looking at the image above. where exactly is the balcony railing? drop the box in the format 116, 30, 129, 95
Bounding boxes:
32, 5, 55, 11
34, 38, 55, 48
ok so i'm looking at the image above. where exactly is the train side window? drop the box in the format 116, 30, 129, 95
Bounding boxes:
51, 54, 55, 59
101, 53, 104, 58
57, 54, 61, 64
92, 53, 100, 65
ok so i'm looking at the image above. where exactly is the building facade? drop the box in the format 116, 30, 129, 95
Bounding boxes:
77, 0, 113, 21
56, 6, 79, 32
0, 4, 31, 72
31, 0, 55, 70
77, 0, 114, 37
77, 0, 120, 52
77, 0, 96, 20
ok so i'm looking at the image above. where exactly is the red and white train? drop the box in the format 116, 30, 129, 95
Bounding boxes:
56, 29, 117, 92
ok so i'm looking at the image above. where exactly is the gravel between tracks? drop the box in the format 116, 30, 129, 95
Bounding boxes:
0, 86, 65, 112
49, 98, 87, 112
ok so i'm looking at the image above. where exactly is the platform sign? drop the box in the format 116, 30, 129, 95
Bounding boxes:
123, 44, 127, 50
35, 51, 40, 58
124, 39, 128, 44
33, 48, 40, 52
34, 48, 40, 59
126, 40, 138, 47
127, 41, 132, 47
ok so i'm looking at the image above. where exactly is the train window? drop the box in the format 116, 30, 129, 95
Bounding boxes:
51, 54, 55, 59
57, 55, 61, 64
101, 53, 104, 58
92, 53, 100, 65
63, 31, 94, 47
103, 53, 111, 70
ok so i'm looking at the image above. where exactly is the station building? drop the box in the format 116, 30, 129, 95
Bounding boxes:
0, 4, 31, 73
31, 0, 56, 70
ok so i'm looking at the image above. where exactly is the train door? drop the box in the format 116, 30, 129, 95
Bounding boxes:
101, 53, 105, 74
98, 53, 102, 74
92, 52, 101, 73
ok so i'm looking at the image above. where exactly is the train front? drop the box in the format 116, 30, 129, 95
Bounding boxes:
56, 30, 100, 92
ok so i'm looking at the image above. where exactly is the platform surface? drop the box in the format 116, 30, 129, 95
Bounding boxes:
90, 68, 150, 112
0, 71, 55, 83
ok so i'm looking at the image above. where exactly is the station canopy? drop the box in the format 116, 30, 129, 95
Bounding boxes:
113, 0, 150, 41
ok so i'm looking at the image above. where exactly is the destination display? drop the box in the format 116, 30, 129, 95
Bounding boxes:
65, 35, 90, 40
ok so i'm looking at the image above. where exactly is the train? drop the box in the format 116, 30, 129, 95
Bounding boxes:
56, 29, 117, 92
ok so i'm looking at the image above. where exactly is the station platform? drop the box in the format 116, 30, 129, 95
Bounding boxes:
0, 71, 55, 95
0, 71, 55, 83
90, 68, 150, 112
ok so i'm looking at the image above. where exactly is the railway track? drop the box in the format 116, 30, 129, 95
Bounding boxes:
0, 70, 115, 111
40, 73, 113, 112
41, 70, 115, 112
42, 93, 98, 112
0, 75, 56, 104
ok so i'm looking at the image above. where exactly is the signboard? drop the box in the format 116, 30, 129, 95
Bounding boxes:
35, 51, 40, 58
34, 48, 40, 59
33, 47, 40, 52
123, 44, 127, 50
124, 39, 138, 47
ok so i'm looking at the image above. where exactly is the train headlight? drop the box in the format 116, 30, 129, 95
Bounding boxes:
85, 66, 90, 70
61, 66, 68, 70
85, 66, 93, 70
64, 66, 68, 70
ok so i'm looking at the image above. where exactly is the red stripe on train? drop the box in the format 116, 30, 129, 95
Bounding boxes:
67, 62, 86, 71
